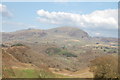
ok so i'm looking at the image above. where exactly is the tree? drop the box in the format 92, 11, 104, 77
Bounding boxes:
90, 55, 119, 79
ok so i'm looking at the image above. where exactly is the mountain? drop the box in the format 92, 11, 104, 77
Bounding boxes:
2, 27, 91, 43
47, 26, 89, 38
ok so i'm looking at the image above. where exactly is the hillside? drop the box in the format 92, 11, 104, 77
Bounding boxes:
1, 26, 118, 78
2, 46, 61, 78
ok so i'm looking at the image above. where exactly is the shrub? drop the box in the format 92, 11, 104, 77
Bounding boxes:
11, 43, 24, 47
0, 44, 7, 47
45, 47, 77, 57
60, 50, 77, 57
45, 48, 61, 55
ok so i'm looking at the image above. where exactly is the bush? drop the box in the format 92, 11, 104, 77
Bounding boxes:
0, 44, 7, 47
45, 47, 77, 57
60, 51, 77, 57
11, 43, 24, 47
45, 48, 61, 55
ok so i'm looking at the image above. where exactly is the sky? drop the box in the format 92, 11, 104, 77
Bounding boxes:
0, 2, 118, 38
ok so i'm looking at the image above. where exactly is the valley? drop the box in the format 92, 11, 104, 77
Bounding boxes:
1, 27, 118, 78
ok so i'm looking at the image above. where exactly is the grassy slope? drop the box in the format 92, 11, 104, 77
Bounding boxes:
3, 68, 75, 78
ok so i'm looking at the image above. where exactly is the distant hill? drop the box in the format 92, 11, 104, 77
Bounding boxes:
47, 26, 89, 38
2, 27, 91, 42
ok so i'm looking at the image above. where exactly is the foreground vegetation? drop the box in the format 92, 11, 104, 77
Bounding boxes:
90, 55, 120, 80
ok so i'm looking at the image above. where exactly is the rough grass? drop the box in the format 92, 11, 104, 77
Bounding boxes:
3, 68, 15, 78
13, 69, 39, 78
3, 68, 79, 78
3, 68, 57, 78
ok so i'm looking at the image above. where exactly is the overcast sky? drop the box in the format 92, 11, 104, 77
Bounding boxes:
0, 2, 118, 38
